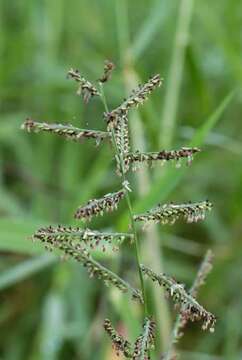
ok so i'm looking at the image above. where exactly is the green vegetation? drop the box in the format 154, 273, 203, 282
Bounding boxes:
0, 0, 241, 359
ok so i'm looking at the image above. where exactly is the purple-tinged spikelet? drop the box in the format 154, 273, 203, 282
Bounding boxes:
141, 265, 216, 332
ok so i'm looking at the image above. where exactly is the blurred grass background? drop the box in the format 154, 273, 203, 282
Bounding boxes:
0, 0, 242, 359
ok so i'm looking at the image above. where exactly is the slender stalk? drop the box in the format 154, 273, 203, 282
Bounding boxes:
99, 82, 148, 317
114, 0, 171, 353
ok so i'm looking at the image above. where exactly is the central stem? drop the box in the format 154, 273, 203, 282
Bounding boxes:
99, 83, 148, 316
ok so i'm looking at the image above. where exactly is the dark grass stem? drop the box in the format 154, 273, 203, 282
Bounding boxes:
99, 82, 149, 317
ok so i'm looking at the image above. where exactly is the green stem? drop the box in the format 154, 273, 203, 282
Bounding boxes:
99, 82, 148, 316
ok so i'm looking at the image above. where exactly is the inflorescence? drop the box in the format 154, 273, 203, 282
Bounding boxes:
133, 317, 156, 360
127, 147, 200, 171
99, 60, 115, 83
134, 200, 212, 227
22, 61, 216, 358
103, 317, 156, 359
103, 319, 133, 358
141, 265, 216, 332
67, 68, 100, 103
32, 225, 133, 252
22, 118, 108, 145
33, 226, 142, 303
74, 187, 126, 221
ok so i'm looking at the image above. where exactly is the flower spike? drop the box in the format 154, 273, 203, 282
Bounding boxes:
134, 200, 212, 227
127, 147, 201, 171
22, 118, 109, 145
99, 60, 115, 83
105, 75, 162, 126
32, 225, 133, 252
67, 68, 100, 103
141, 265, 216, 332
74, 186, 127, 221
132, 317, 156, 360
32, 226, 142, 303
103, 319, 133, 358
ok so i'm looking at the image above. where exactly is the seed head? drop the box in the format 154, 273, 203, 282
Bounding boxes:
67, 68, 100, 103
32, 225, 133, 252
127, 147, 201, 171
21, 118, 108, 145
99, 60, 115, 83
74, 187, 126, 221
32, 226, 142, 302
141, 265, 216, 332
134, 200, 212, 227
104, 75, 162, 128
133, 317, 156, 360
103, 319, 133, 358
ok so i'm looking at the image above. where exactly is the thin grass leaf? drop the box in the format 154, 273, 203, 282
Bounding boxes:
0, 254, 56, 291
131, 0, 174, 62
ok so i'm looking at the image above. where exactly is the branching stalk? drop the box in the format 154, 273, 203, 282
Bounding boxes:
99, 82, 148, 317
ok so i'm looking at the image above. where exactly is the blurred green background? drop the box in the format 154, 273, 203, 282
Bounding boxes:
0, 0, 241, 359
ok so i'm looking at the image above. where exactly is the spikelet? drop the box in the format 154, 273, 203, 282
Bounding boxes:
105, 75, 162, 125
67, 68, 100, 103
190, 249, 214, 298
32, 225, 133, 252
32, 227, 142, 302
74, 186, 127, 221
170, 250, 215, 352
141, 265, 216, 332
132, 317, 156, 360
127, 147, 201, 171
21, 118, 108, 145
99, 60, 115, 83
134, 200, 212, 227
111, 114, 131, 175
103, 319, 133, 358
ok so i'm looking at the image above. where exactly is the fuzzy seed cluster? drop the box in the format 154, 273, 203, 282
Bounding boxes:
22, 118, 108, 144
133, 317, 156, 360
134, 200, 212, 226
74, 188, 126, 220
67, 68, 100, 103
103, 319, 133, 358
141, 265, 216, 332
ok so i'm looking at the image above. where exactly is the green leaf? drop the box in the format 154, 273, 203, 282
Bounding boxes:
0, 254, 56, 291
